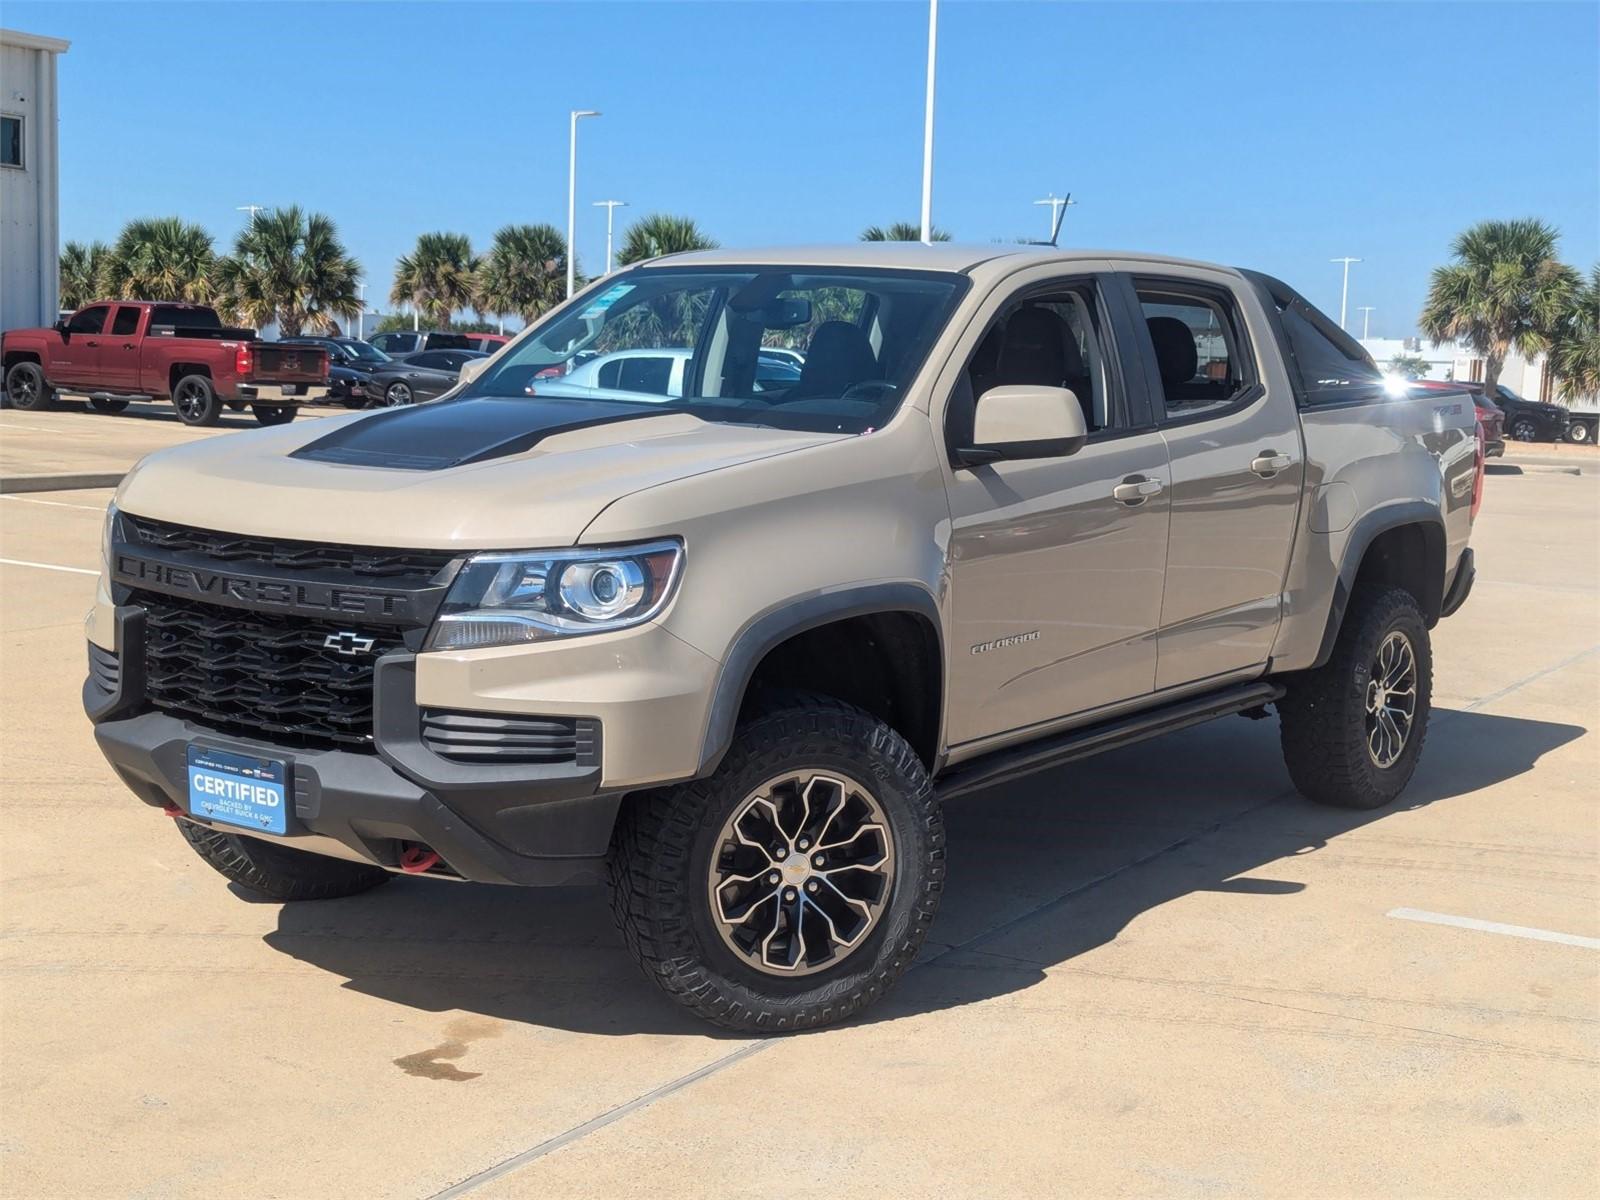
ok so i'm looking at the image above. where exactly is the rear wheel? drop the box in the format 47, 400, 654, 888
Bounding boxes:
252, 404, 297, 426
89, 397, 130, 415
178, 820, 392, 901
1279, 585, 1432, 810
4, 361, 53, 411
1568, 421, 1592, 445
171, 374, 222, 426
609, 693, 945, 1031
383, 381, 412, 406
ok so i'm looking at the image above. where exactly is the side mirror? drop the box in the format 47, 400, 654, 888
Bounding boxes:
456, 357, 491, 386
957, 385, 1088, 467
54, 320, 69, 336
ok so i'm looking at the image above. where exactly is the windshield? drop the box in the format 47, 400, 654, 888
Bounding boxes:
341, 340, 390, 363
460, 266, 966, 433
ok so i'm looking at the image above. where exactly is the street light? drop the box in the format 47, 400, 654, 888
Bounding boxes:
1331, 256, 1362, 331
354, 281, 366, 339
1033, 193, 1076, 242
1357, 305, 1375, 339
593, 199, 628, 275
236, 204, 263, 223
919, 0, 937, 243
567, 110, 600, 298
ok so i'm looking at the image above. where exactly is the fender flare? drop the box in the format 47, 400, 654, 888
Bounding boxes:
696, 582, 943, 775
1311, 500, 1446, 668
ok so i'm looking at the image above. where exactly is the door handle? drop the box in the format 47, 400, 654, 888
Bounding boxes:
85, 340, 99, 347
1112, 476, 1164, 506
1251, 450, 1293, 477
122, 343, 135, 349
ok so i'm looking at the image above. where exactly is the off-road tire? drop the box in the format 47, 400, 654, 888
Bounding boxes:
89, 397, 130, 415
1279, 585, 1432, 810
4, 361, 53, 411
177, 819, 392, 901
609, 693, 945, 1032
171, 374, 222, 426
252, 404, 297, 426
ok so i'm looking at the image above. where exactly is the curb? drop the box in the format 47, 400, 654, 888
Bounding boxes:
0, 472, 125, 494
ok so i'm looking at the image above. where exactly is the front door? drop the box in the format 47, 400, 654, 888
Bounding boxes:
1117, 267, 1304, 690
943, 274, 1171, 747
53, 305, 110, 387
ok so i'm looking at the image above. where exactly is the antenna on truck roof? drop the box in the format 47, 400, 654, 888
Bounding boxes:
1022, 193, 1076, 247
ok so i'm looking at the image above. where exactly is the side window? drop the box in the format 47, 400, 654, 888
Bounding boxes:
948, 282, 1112, 452
617, 355, 673, 395
1136, 284, 1253, 418
596, 359, 623, 388
110, 307, 141, 336
410, 352, 446, 369
1277, 302, 1386, 406
67, 306, 109, 334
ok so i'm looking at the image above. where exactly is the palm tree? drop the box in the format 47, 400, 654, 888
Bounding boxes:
59, 241, 111, 310
1419, 219, 1579, 397
476, 224, 568, 325
212, 206, 362, 337
615, 214, 717, 266
860, 222, 951, 242
101, 217, 216, 303
391, 232, 478, 327
1548, 265, 1600, 401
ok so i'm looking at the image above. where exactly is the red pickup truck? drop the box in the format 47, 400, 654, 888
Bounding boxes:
2, 302, 330, 427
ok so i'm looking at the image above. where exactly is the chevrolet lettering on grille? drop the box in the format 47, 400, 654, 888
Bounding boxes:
113, 553, 415, 620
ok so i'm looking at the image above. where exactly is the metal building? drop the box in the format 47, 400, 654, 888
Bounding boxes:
1, 28, 69, 332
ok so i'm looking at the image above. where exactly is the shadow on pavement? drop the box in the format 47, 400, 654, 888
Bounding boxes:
263, 707, 1585, 1036
43, 398, 348, 430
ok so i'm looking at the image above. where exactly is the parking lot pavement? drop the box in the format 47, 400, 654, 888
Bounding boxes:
0, 400, 350, 480
1, 470, 1596, 1199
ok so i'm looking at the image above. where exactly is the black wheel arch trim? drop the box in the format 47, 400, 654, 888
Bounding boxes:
696, 582, 944, 776
1311, 500, 1449, 668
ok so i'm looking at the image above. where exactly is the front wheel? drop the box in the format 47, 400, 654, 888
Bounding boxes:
1510, 416, 1539, 442
383, 381, 412, 406
171, 374, 222, 426
609, 694, 945, 1032
252, 404, 297, 427
178, 820, 392, 901
4, 361, 53, 411
1279, 585, 1432, 810
89, 397, 130, 415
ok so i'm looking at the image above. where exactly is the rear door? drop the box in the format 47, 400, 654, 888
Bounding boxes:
1112, 265, 1303, 690
940, 267, 1172, 747
53, 305, 111, 386
98, 305, 145, 391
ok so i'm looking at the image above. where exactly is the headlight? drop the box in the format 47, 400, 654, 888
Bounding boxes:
426, 540, 683, 651
102, 501, 119, 568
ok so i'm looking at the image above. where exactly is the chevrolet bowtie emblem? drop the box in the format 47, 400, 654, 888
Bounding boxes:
323, 631, 376, 656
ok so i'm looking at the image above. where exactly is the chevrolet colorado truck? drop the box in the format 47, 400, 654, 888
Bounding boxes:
84, 246, 1481, 1031
3, 301, 330, 427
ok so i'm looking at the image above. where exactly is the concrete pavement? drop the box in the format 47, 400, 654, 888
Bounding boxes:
1, 466, 1595, 1198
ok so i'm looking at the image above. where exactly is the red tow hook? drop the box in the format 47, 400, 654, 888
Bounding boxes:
399, 844, 442, 874
162, 803, 184, 819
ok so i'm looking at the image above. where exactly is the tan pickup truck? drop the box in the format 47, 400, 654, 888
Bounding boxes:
84, 245, 1481, 1030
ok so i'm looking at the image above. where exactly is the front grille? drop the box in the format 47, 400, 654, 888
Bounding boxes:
421, 709, 599, 766
125, 515, 456, 583
134, 590, 404, 751
88, 643, 120, 696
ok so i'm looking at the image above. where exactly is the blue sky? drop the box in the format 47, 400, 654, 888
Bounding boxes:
12, 0, 1598, 335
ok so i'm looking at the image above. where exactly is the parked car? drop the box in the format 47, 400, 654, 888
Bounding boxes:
1410, 380, 1504, 458
2, 302, 328, 426
461, 333, 511, 353
758, 346, 806, 370
367, 330, 472, 356
556, 347, 799, 399
88, 245, 1479, 1032
1565, 402, 1597, 445
277, 336, 392, 409
363, 348, 486, 406
1482, 382, 1570, 442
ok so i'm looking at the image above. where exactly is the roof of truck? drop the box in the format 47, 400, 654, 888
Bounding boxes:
641, 243, 1235, 275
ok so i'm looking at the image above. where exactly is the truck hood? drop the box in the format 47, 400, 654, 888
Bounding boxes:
115, 397, 847, 549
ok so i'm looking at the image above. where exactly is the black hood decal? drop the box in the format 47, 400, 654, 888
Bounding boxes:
290, 396, 678, 470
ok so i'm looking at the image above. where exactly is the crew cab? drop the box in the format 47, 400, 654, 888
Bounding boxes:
84, 245, 1480, 1032
2, 302, 330, 426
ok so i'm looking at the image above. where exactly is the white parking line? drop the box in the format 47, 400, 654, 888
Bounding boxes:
1388, 907, 1600, 950
0, 495, 107, 512
0, 557, 99, 576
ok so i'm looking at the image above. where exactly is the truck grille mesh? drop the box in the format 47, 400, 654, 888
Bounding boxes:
125, 515, 456, 583
133, 590, 404, 751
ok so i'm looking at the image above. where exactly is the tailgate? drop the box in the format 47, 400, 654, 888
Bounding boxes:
252, 344, 329, 383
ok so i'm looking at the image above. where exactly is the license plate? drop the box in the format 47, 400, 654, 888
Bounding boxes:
279, 384, 302, 396
186, 746, 289, 835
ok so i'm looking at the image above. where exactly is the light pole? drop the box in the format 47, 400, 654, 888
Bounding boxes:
354, 281, 365, 339
593, 199, 628, 275
1331, 256, 1362, 330
236, 204, 263, 223
567, 110, 600, 298
919, 0, 937, 243
1357, 306, 1375, 339
1033, 192, 1076, 242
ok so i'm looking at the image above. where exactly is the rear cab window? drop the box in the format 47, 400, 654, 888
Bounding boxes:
1245, 272, 1386, 407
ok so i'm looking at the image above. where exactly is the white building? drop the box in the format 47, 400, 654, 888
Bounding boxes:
1359, 335, 1587, 404
0, 28, 68, 332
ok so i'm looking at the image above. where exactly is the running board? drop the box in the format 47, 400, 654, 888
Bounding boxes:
936, 680, 1285, 801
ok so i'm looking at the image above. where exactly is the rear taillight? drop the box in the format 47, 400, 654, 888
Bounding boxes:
234, 343, 253, 376
1471, 420, 1486, 522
